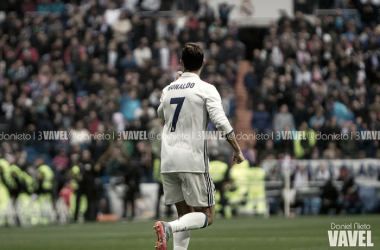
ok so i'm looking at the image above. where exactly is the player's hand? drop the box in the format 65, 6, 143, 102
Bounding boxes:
175, 71, 183, 81
232, 150, 245, 164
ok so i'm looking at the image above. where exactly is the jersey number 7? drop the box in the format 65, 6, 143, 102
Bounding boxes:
170, 97, 185, 132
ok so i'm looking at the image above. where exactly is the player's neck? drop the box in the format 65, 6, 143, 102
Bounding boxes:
183, 68, 202, 77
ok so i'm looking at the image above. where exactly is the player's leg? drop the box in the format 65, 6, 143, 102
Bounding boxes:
154, 172, 215, 250
167, 173, 216, 249
172, 231, 190, 250
172, 201, 192, 250
165, 203, 214, 250
155, 183, 163, 219
164, 201, 214, 250
174, 200, 194, 216
154, 173, 184, 250
167, 204, 214, 233
166, 172, 215, 232
193, 205, 215, 226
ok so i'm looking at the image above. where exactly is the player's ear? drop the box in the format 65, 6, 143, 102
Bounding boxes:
180, 59, 185, 71
202, 60, 205, 67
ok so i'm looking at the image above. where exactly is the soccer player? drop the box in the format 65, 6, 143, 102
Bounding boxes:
154, 43, 245, 250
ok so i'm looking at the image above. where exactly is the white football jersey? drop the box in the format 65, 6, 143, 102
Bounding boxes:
158, 72, 233, 173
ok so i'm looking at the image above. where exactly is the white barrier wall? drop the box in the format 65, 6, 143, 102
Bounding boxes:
208, 0, 293, 26
261, 159, 380, 217
261, 159, 380, 182
107, 183, 160, 219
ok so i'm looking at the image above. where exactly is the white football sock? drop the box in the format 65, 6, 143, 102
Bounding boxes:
168, 212, 208, 233
173, 231, 190, 250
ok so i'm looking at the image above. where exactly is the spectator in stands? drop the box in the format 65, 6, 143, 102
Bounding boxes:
315, 164, 330, 181
309, 106, 325, 130
1, 94, 14, 121
120, 89, 141, 123
340, 123, 361, 158
19, 41, 39, 64
218, 2, 234, 27
292, 11, 312, 33
294, 122, 316, 159
240, 142, 255, 167
51, 0, 65, 16
88, 111, 100, 135
273, 104, 295, 133
260, 77, 277, 114
36, 0, 51, 13
9, 107, 25, 135
59, 181, 74, 207
244, 64, 259, 109
21, 0, 36, 14
319, 180, 341, 214
197, 0, 215, 27
323, 141, 342, 160
74, 149, 97, 221
123, 149, 144, 219
365, 44, 380, 84
69, 120, 91, 148
174, 10, 187, 34
133, 37, 152, 68
271, 39, 284, 68
111, 12, 132, 44
89, 125, 109, 165
276, 74, 293, 108
64, 37, 86, 72
293, 99, 309, 128
283, 164, 308, 208
106, 40, 118, 73
119, 50, 137, 70
296, 42, 311, 66
257, 139, 277, 165
186, 11, 199, 31
251, 103, 271, 134
277, 10, 290, 33
360, 0, 379, 27
368, 95, 380, 115
266, 165, 283, 182
341, 175, 362, 214
220, 87, 235, 118
52, 148, 69, 173
295, 64, 312, 87
217, 37, 240, 68
134, 99, 156, 131
107, 147, 128, 178
275, 125, 294, 156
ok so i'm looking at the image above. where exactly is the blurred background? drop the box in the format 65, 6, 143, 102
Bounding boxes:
0, 0, 380, 228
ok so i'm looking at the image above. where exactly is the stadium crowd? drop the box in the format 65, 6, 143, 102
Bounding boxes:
0, 0, 380, 222
249, 3, 380, 163
0, 0, 240, 221
246, 0, 380, 215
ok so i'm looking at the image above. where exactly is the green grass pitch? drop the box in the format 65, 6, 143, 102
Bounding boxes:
1, 215, 379, 250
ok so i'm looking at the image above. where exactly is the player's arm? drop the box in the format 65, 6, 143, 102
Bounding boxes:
204, 86, 245, 164
157, 88, 166, 119
226, 132, 245, 164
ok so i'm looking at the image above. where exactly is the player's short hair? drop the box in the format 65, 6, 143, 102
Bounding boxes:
181, 43, 204, 71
